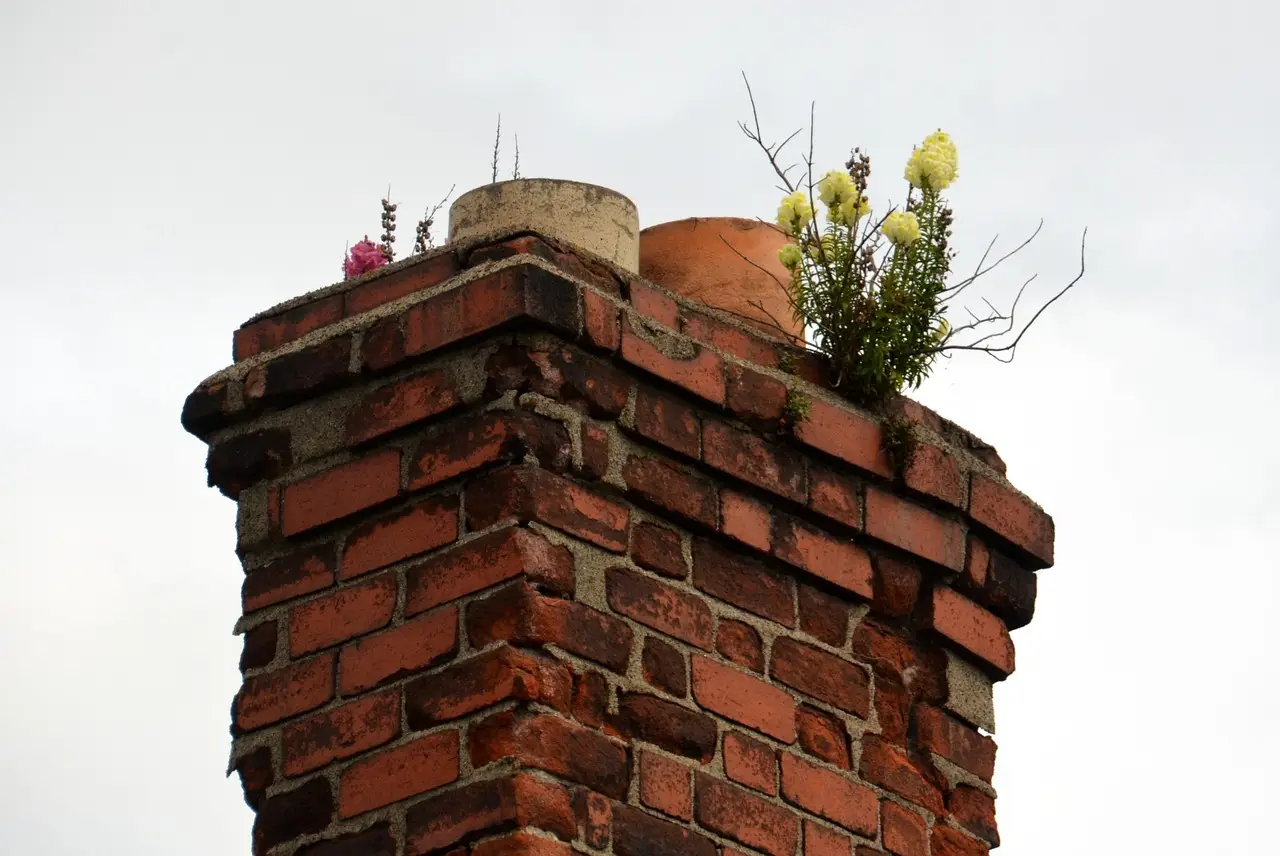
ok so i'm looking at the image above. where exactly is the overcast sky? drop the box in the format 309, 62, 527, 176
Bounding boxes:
2, 1, 1277, 853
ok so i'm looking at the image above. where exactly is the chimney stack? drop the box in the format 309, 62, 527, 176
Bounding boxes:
182, 183, 1051, 856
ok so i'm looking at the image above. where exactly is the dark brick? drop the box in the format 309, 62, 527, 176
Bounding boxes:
296, 824, 395, 856
643, 635, 688, 696
252, 777, 334, 855
716, 619, 764, 672
232, 747, 274, 810
622, 456, 718, 530
770, 637, 870, 718
235, 294, 344, 362
633, 386, 701, 458
613, 803, 717, 856
239, 621, 277, 672
181, 381, 231, 439
207, 428, 293, 499
692, 540, 795, 627
611, 692, 718, 761
245, 337, 352, 408
798, 582, 851, 647
632, 522, 687, 579
703, 419, 806, 502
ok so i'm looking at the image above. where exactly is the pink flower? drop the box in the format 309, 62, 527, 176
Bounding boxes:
342, 237, 388, 280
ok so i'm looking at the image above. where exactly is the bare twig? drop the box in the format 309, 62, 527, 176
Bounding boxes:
491, 114, 501, 183
513, 134, 521, 180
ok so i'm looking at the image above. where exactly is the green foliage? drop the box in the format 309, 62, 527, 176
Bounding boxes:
783, 389, 811, 429
879, 414, 917, 478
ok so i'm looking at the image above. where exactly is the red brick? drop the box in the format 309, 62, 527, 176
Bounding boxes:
580, 422, 611, 480
521, 344, 632, 418
643, 636, 688, 696
572, 668, 609, 725
245, 337, 353, 407
716, 619, 764, 672
235, 294, 344, 361
804, 821, 853, 856
798, 583, 851, 647
865, 487, 965, 571
471, 831, 573, 856
695, 774, 800, 856
360, 316, 406, 373
926, 587, 1015, 677
723, 731, 777, 795
206, 427, 292, 499
808, 468, 863, 529
704, 419, 806, 502
341, 495, 459, 581
721, 489, 773, 553
282, 449, 401, 536
403, 773, 575, 856
613, 803, 718, 856
621, 321, 726, 405
858, 736, 944, 815
631, 522, 687, 579
235, 654, 335, 731
253, 777, 334, 854
468, 710, 629, 799
345, 252, 461, 317
796, 705, 850, 769
633, 386, 700, 458
726, 364, 787, 426
780, 753, 877, 837
240, 621, 277, 672
870, 554, 923, 619
640, 749, 694, 819
339, 606, 459, 694
947, 786, 999, 847
978, 549, 1037, 630
181, 380, 230, 438
904, 443, 965, 507
622, 455, 718, 530
773, 516, 874, 600
405, 645, 571, 727
580, 790, 612, 850
629, 280, 680, 328
607, 567, 714, 649
961, 536, 989, 593
611, 692, 718, 761
850, 618, 946, 701
874, 677, 910, 744
770, 637, 870, 719
468, 583, 634, 673
680, 311, 780, 368
915, 705, 997, 780
969, 474, 1053, 567
289, 573, 397, 656
345, 368, 461, 445
296, 824, 395, 856
338, 729, 459, 818
408, 411, 570, 491
931, 825, 990, 856
282, 690, 401, 776
882, 801, 928, 856
243, 545, 336, 612
692, 539, 795, 627
466, 466, 630, 552
404, 527, 574, 615
692, 655, 796, 742
794, 399, 893, 478
583, 288, 621, 352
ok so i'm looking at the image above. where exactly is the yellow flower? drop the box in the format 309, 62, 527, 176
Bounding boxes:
807, 234, 838, 261
881, 211, 921, 246
904, 129, 959, 191
776, 191, 814, 236
817, 169, 856, 207
778, 244, 803, 270
934, 318, 951, 341
831, 191, 871, 227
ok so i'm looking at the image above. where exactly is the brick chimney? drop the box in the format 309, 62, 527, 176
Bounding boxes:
182, 193, 1052, 856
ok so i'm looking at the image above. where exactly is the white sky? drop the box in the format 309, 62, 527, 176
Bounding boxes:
2, 1, 1276, 853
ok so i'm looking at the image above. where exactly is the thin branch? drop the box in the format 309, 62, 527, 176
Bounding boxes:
491, 114, 501, 184
512, 134, 521, 180
940, 219, 1044, 297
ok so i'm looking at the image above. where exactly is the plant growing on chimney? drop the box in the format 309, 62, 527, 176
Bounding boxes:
738, 75, 1087, 408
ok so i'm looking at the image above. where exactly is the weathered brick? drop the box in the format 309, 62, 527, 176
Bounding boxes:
471, 831, 573, 856
207, 427, 292, 499
233, 746, 274, 809
931, 825, 990, 856
613, 803, 718, 856
794, 399, 893, 479
338, 729, 460, 818
181, 380, 231, 439
808, 468, 863, 529
925, 587, 1015, 677
345, 367, 461, 445
235, 654, 335, 731
296, 823, 396, 856
253, 777, 334, 855
874, 677, 910, 744
282, 690, 401, 776
723, 731, 778, 795
770, 637, 870, 719
405, 645, 571, 727
915, 705, 997, 780
240, 621, 277, 672
726, 364, 788, 427
695, 774, 799, 856
607, 567, 714, 649
345, 251, 461, 317
904, 443, 965, 508
773, 516, 874, 600
621, 320, 726, 405
622, 455, 718, 530
338, 606, 459, 694
640, 749, 694, 819
577, 789, 612, 850
798, 582, 851, 647
236, 295, 344, 361
720, 489, 773, 553
583, 288, 620, 352
468, 583, 634, 673
245, 337, 353, 408
403, 773, 576, 855
633, 385, 701, 458
611, 692, 718, 761
692, 539, 795, 627
281, 449, 401, 536
692, 655, 797, 742
631, 522, 687, 579
780, 752, 878, 837
360, 316, 405, 373
408, 411, 571, 491
468, 710, 629, 799
858, 735, 944, 815
716, 619, 764, 672
466, 466, 630, 552
572, 667, 609, 726
948, 785, 999, 847
870, 554, 923, 619
341, 495, 459, 580
403, 527, 574, 615
850, 619, 947, 704
865, 487, 965, 571
289, 573, 397, 656
968, 474, 1053, 568
629, 280, 680, 328
643, 635, 688, 696
680, 311, 780, 368
981, 549, 1037, 630
962, 535, 989, 592
703, 419, 806, 502
882, 801, 928, 856
580, 421, 611, 480
505, 343, 631, 418
804, 820, 853, 856
796, 705, 850, 770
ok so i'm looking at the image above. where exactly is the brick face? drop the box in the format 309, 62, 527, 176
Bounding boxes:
186, 233, 1052, 856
